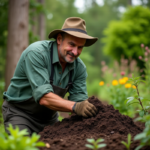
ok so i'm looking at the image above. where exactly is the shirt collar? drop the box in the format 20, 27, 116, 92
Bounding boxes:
52, 41, 74, 70
52, 41, 59, 64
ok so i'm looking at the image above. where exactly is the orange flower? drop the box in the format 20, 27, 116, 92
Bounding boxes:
132, 85, 136, 89
123, 77, 128, 82
99, 81, 104, 86
112, 80, 118, 86
125, 83, 132, 88
119, 78, 126, 85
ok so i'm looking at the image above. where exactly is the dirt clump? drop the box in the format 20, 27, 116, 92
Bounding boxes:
39, 96, 150, 150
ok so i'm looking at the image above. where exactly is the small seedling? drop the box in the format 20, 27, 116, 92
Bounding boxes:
121, 133, 132, 150
85, 138, 106, 150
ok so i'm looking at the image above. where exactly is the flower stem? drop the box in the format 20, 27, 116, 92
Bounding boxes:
136, 85, 145, 111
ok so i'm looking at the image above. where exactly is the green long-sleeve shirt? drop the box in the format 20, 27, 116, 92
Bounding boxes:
3, 40, 88, 103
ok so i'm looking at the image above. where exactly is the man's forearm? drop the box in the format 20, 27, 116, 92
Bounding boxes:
39, 92, 75, 112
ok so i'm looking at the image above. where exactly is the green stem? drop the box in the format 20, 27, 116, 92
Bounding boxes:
136, 85, 145, 111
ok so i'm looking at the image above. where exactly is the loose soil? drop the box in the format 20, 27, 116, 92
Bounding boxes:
39, 96, 150, 150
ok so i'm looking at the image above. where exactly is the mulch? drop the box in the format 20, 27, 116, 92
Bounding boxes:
39, 96, 150, 150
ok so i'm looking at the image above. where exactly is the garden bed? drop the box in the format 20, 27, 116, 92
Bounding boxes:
39, 96, 150, 150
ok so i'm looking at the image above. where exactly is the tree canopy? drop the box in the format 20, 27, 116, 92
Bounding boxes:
102, 6, 150, 62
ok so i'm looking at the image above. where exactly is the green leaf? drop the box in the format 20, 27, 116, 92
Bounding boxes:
134, 132, 147, 140
128, 134, 132, 144
85, 144, 94, 149
135, 145, 144, 150
35, 141, 45, 147
97, 143, 106, 148
138, 80, 146, 83
121, 141, 128, 147
139, 110, 145, 117
145, 106, 150, 110
87, 138, 95, 143
96, 138, 104, 143
127, 97, 134, 100
25, 147, 39, 150
138, 96, 143, 100
127, 98, 134, 104
127, 102, 139, 106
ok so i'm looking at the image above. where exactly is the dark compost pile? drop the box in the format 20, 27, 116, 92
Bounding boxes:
39, 96, 150, 150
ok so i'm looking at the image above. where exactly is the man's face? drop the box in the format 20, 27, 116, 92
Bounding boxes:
57, 33, 86, 64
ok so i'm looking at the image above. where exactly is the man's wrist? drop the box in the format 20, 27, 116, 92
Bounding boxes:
72, 102, 77, 113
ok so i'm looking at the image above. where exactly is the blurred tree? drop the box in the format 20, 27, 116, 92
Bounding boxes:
80, 0, 122, 67
5, 0, 29, 90
38, 0, 45, 40
102, 6, 150, 69
29, 0, 45, 43
45, 0, 80, 37
0, 0, 8, 81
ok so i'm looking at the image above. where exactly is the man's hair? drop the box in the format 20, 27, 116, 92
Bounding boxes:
56, 32, 66, 41
60, 32, 66, 41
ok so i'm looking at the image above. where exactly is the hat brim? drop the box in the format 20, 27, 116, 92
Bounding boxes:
48, 29, 98, 47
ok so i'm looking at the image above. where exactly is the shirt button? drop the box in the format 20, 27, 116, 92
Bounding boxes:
59, 83, 61, 85
59, 72, 61, 74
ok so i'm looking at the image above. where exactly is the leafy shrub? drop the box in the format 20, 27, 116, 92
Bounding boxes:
0, 124, 45, 150
102, 6, 150, 68
134, 114, 150, 150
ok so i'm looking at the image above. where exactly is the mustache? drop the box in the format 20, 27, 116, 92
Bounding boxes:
67, 52, 78, 57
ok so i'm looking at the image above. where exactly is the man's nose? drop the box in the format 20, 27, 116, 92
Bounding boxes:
72, 47, 78, 56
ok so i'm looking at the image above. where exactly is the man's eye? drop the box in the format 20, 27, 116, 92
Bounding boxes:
70, 43, 74, 46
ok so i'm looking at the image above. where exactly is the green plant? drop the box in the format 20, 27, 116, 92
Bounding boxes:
58, 114, 64, 122
85, 138, 106, 150
108, 82, 134, 116
134, 114, 150, 150
126, 75, 150, 117
121, 133, 132, 150
0, 124, 45, 150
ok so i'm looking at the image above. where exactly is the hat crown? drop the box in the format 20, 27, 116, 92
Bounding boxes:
62, 17, 87, 32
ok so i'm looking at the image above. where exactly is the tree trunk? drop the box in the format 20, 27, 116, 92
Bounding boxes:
5, 0, 29, 90
38, 0, 45, 40
128, 0, 132, 5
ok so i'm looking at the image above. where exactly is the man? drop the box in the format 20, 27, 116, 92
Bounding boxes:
2, 17, 98, 135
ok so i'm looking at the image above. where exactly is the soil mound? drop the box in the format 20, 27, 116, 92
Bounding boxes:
39, 96, 150, 150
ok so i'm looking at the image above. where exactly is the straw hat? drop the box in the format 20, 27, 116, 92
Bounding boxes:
48, 17, 98, 47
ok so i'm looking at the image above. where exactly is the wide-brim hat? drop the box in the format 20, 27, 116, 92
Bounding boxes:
48, 17, 98, 47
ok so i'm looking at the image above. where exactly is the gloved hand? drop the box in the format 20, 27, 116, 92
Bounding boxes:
72, 100, 98, 118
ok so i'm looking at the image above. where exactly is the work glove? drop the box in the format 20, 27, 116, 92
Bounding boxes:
72, 100, 98, 118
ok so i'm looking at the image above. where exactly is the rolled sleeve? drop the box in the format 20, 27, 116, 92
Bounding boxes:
68, 67, 88, 102
24, 51, 53, 103
33, 84, 53, 103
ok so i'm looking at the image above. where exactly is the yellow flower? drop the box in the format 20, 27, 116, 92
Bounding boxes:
119, 78, 126, 84
132, 85, 136, 89
99, 81, 104, 86
112, 80, 118, 86
125, 83, 132, 88
123, 77, 128, 82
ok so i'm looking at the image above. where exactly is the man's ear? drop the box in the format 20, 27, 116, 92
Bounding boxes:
56, 33, 62, 45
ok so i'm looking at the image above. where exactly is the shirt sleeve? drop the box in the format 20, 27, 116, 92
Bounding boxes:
68, 67, 88, 102
24, 50, 53, 103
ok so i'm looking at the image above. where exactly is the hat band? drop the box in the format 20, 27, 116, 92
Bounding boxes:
62, 28, 87, 34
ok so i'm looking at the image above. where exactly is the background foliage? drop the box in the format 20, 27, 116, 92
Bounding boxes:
102, 6, 150, 69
